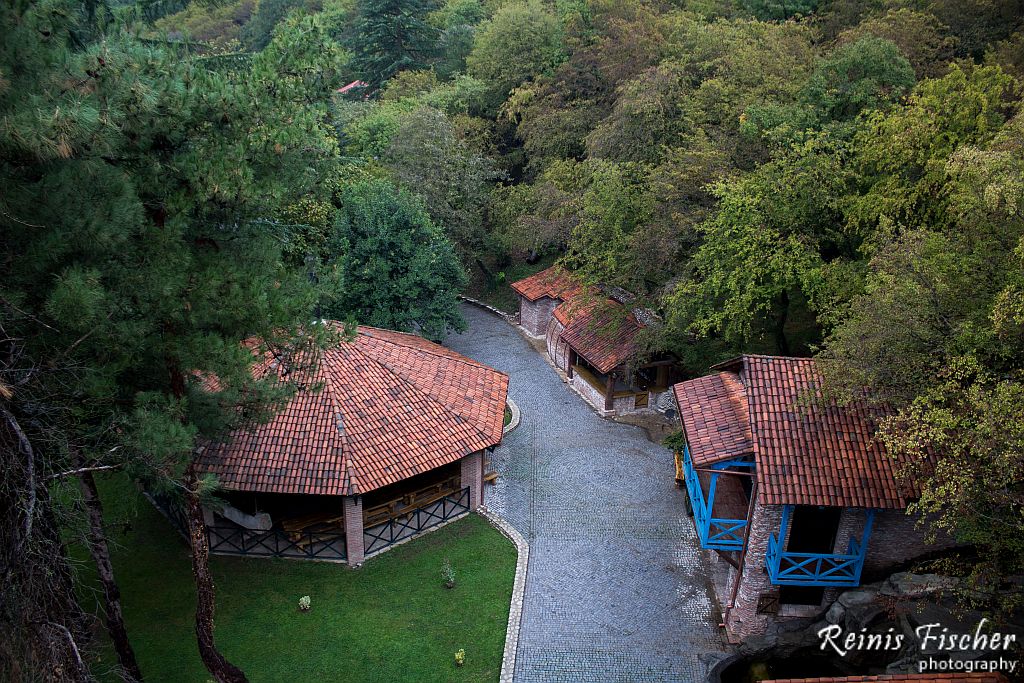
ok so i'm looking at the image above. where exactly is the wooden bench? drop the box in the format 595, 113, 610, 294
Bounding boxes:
280, 511, 345, 546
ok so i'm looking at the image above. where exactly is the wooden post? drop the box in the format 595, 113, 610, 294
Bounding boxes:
568, 350, 575, 379
604, 373, 614, 411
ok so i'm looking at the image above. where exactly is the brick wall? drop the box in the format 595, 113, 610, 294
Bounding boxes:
863, 508, 961, 575
545, 318, 570, 371
725, 500, 785, 642
571, 373, 608, 412
832, 506, 863, 555
519, 296, 560, 337
724, 505, 961, 639
343, 495, 364, 565
461, 450, 484, 510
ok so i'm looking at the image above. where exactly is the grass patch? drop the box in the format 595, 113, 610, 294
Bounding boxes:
79, 475, 516, 682
466, 255, 559, 314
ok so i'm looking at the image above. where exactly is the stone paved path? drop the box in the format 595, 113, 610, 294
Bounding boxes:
444, 304, 726, 682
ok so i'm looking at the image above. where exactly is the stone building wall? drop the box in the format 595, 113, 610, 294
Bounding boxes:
724, 501, 785, 642
519, 296, 560, 338
862, 508, 960, 575
545, 318, 570, 371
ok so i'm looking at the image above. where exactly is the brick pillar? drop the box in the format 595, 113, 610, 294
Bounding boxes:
344, 495, 364, 566
832, 507, 862, 554
724, 501, 784, 642
461, 451, 484, 510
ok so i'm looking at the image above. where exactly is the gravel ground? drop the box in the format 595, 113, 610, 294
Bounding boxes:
444, 304, 726, 682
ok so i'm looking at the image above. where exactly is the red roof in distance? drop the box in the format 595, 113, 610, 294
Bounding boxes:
194, 324, 509, 496
554, 298, 644, 374
510, 265, 583, 302
511, 265, 647, 373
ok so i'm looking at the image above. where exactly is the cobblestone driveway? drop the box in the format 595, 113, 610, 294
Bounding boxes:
444, 305, 726, 682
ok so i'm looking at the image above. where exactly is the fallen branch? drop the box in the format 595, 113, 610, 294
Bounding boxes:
47, 464, 120, 481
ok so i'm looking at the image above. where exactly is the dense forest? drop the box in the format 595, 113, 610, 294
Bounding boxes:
2, 0, 1023, 679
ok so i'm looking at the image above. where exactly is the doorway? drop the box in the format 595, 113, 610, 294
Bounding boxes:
786, 505, 841, 554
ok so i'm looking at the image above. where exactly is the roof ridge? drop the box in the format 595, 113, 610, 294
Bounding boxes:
741, 356, 763, 470
318, 351, 356, 495
743, 353, 817, 362
357, 326, 509, 378
338, 340, 496, 477
720, 372, 753, 443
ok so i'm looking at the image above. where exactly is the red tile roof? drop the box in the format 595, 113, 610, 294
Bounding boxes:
764, 675, 1008, 683
194, 325, 509, 496
510, 265, 583, 302
672, 372, 752, 467
674, 355, 906, 509
554, 298, 643, 374
512, 265, 645, 373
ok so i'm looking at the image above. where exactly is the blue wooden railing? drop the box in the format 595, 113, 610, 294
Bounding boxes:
681, 445, 751, 551
765, 506, 875, 587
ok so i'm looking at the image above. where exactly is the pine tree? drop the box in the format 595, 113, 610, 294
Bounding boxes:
350, 0, 439, 89
1, 2, 342, 680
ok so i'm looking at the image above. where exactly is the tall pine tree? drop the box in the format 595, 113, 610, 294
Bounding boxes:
1, 3, 344, 681
350, 0, 438, 89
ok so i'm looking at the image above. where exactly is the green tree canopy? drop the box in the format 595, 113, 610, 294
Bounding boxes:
0, 1, 343, 677
322, 179, 467, 339
349, 0, 439, 89
466, 0, 566, 110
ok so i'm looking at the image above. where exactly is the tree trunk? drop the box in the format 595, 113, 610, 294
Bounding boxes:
474, 257, 494, 281
77, 459, 143, 682
184, 471, 248, 683
774, 290, 791, 356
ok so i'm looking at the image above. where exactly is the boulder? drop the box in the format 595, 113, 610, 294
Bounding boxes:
838, 588, 881, 608
836, 588, 885, 631
825, 601, 845, 625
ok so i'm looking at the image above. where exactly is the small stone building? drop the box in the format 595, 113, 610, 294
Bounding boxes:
186, 324, 509, 565
672, 355, 958, 642
511, 266, 680, 416
510, 265, 582, 338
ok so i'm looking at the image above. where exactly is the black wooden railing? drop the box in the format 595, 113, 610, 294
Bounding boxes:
207, 524, 347, 561
363, 487, 470, 556
148, 493, 347, 561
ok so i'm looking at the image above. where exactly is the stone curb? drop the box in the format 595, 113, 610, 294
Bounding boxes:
458, 295, 515, 323
478, 506, 529, 683
503, 398, 521, 435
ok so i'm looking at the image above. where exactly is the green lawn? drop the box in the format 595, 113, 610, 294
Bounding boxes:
467, 255, 559, 313
79, 475, 516, 682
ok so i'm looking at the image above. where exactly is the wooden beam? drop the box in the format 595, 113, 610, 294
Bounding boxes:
714, 548, 741, 570
693, 467, 755, 477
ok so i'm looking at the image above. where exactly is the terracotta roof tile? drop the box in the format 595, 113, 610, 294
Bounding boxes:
194, 324, 509, 496
555, 298, 643, 374
513, 265, 643, 373
674, 355, 906, 509
509, 265, 583, 302
672, 372, 753, 467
